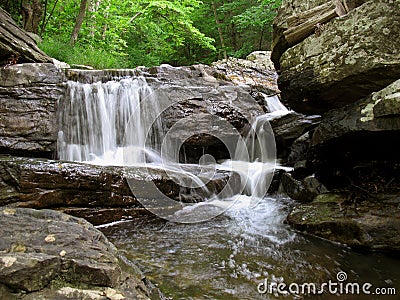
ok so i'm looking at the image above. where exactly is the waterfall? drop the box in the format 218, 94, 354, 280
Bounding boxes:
264, 94, 289, 114
218, 94, 291, 200
57, 77, 291, 220
57, 77, 163, 165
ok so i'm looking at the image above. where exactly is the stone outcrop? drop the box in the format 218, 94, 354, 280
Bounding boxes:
0, 8, 52, 66
0, 207, 164, 299
274, 0, 400, 251
0, 155, 237, 225
287, 191, 400, 252
0, 63, 64, 157
283, 78, 400, 252
273, 0, 400, 114
269, 112, 321, 159
212, 51, 279, 96
304, 79, 400, 187
271, 0, 368, 69
272, 0, 333, 68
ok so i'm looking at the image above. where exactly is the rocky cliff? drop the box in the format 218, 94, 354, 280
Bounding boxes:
273, 0, 400, 251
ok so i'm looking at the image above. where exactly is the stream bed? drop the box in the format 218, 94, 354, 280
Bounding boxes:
99, 196, 400, 300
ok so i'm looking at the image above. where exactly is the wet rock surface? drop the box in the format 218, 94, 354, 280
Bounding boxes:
0, 207, 164, 299
287, 191, 400, 252
0, 63, 64, 157
0, 155, 237, 225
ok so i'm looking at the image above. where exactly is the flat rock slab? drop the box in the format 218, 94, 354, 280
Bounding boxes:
0, 207, 163, 299
0, 155, 236, 224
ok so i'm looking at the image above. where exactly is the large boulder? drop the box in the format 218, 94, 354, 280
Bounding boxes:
212, 51, 279, 96
0, 155, 237, 225
271, 0, 332, 69
275, 0, 400, 114
271, 0, 368, 69
0, 207, 164, 299
0, 8, 52, 65
0, 63, 64, 157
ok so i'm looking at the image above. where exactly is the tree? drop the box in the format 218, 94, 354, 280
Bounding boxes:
70, 0, 89, 45
21, 0, 44, 33
0, 0, 282, 68
211, 1, 227, 60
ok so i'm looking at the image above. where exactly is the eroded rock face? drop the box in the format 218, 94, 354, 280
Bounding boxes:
0, 207, 163, 299
0, 63, 64, 156
275, 0, 400, 114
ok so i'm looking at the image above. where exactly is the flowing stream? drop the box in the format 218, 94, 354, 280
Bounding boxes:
59, 77, 400, 299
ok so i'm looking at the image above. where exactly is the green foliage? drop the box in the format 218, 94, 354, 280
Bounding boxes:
39, 38, 130, 69
1, 0, 282, 68
195, 0, 282, 60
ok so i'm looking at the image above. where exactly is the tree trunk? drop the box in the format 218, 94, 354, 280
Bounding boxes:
212, 1, 227, 60
40, 0, 59, 35
22, 0, 44, 34
70, 0, 89, 45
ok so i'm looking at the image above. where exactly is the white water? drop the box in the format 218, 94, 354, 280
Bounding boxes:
264, 94, 289, 114
58, 77, 163, 164
58, 77, 292, 222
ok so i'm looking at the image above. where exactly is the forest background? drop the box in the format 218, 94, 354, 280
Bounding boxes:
1, 0, 281, 68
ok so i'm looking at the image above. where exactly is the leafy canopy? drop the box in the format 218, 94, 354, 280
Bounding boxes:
0, 0, 282, 68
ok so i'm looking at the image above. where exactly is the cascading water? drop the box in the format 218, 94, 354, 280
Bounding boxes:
218, 93, 291, 200
58, 77, 400, 299
57, 77, 290, 203
57, 77, 163, 165
57, 77, 292, 212
264, 94, 289, 114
